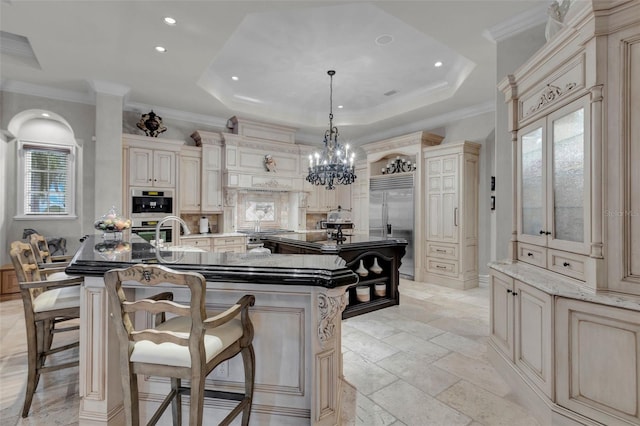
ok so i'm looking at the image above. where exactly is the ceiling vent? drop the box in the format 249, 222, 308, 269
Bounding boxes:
384, 90, 398, 97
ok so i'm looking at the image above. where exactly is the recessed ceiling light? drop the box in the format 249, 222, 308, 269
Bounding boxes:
155, 46, 167, 53
434, 61, 443, 67
164, 17, 176, 25
375, 34, 394, 46
231, 76, 239, 81
337, 105, 344, 109
41, 113, 50, 117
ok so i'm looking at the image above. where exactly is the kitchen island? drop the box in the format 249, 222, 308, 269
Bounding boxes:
261, 233, 407, 319
67, 235, 358, 426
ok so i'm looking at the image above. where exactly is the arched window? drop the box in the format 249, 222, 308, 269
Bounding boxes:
10, 110, 78, 218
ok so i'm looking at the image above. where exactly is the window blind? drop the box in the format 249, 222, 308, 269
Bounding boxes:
24, 146, 71, 215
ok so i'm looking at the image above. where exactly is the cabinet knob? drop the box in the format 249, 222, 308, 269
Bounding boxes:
527, 252, 533, 257
539, 230, 545, 235
545, 231, 551, 235
512, 292, 518, 296
507, 289, 513, 293
563, 262, 570, 267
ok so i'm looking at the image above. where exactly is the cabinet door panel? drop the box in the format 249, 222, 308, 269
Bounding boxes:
129, 148, 153, 186
551, 107, 585, 243
556, 298, 640, 425
519, 125, 546, 244
153, 150, 175, 187
179, 156, 201, 212
490, 271, 514, 360
442, 192, 457, 242
202, 169, 222, 212
515, 281, 553, 398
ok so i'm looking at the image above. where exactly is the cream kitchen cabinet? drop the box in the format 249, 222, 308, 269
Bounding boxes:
129, 147, 176, 188
211, 236, 245, 254
201, 144, 223, 212
179, 148, 201, 213
177, 237, 211, 251
490, 269, 554, 399
423, 142, 479, 289
306, 183, 338, 212
516, 97, 591, 282
556, 298, 640, 425
490, 2, 640, 425
190, 131, 224, 213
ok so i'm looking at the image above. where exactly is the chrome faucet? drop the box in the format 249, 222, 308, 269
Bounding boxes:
156, 215, 191, 246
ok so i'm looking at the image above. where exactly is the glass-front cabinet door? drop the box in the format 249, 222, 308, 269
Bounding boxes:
547, 99, 589, 253
517, 97, 589, 254
518, 121, 547, 246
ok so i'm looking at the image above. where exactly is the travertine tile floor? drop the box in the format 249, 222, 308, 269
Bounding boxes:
0, 280, 541, 426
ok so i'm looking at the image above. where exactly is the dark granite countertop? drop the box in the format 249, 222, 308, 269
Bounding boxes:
66, 235, 358, 288
261, 232, 408, 254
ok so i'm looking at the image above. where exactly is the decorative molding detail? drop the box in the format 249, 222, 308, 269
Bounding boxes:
526, 83, 577, 115
317, 293, 347, 348
482, 3, 548, 44
224, 188, 237, 207
253, 179, 291, 189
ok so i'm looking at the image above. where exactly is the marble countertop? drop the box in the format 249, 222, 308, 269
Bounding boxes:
489, 261, 640, 312
67, 235, 358, 288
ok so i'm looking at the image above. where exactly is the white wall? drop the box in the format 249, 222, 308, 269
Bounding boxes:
493, 24, 547, 262
1, 92, 96, 264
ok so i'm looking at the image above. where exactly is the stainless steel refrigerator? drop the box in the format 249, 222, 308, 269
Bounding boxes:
369, 174, 415, 279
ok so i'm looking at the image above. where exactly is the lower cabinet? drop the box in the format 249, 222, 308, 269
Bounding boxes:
489, 270, 553, 399
178, 237, 211, 251
211, 236, 245, 254
490, 266, 640, 426
556, 298, 640, 425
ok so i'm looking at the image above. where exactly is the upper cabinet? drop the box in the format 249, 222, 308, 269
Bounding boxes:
189, 131, 224, 213
499, 0, 640, 294
129, 148, 176, 188
517, 97, 590, 260
123, 134, 184, 189
178, 147, 201, 213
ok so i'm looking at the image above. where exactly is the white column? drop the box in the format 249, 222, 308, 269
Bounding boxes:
90, 80, 129, 217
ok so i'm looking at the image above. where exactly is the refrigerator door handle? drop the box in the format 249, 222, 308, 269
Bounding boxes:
454, 207, 458, 226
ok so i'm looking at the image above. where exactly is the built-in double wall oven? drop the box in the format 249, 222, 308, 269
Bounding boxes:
131, 218, 174, 244
130, 189, 174, 244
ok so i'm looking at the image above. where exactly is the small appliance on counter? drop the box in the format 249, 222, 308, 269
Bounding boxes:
199, 216, 209, 234
322, 206, 353, 243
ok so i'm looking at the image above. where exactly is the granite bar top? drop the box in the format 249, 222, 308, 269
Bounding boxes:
262, 233, 408, 254
489, 261, 640, 312
66, 235, 358, 288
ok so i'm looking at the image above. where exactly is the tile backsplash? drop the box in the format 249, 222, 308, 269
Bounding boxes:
180, 213, 219, 234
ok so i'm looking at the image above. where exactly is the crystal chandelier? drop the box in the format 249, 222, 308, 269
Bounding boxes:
306, 70, 356, 190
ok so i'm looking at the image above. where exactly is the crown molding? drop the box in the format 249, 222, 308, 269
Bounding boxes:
311, 100, 495, 146
0, 79, 95, 105
483, 3, 548, 43
125, 102, 228, 128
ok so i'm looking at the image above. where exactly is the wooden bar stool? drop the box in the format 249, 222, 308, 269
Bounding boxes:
9, 241, 82, 418
104, 264, 255, 426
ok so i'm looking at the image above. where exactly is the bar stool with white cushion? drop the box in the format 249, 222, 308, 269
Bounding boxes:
104, 264, 255, 426
9, 241, 82, 418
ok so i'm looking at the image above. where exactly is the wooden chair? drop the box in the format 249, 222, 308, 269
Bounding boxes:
28, 233, 74, 281
9, 240, 82, 418
104, 264, 256, 426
